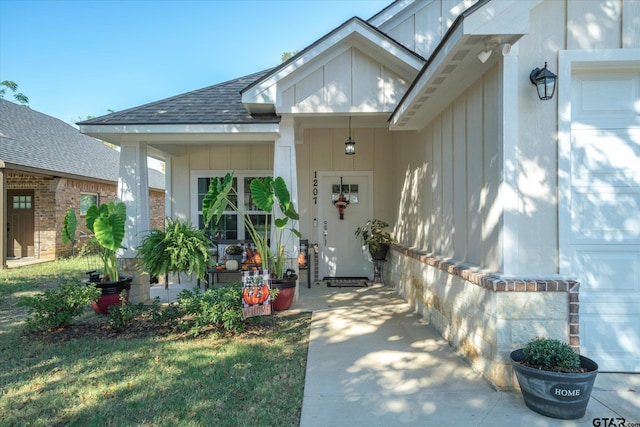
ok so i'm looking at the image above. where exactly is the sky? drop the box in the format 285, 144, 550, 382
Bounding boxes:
0, 0, 391, 126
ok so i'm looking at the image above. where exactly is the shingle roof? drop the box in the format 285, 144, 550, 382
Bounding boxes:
78, 69, 278, 126
0, 99, 165, 189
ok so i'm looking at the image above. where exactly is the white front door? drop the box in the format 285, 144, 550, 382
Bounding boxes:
317, 172, 373, 279
563, 67, 640, 372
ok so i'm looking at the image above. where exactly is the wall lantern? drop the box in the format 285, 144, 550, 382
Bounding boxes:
345, 116, 356, 155
530, 62, 557, 100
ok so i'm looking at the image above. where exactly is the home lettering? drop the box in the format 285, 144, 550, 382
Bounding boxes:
550, 384, 584, 401
555, 388, 580, 397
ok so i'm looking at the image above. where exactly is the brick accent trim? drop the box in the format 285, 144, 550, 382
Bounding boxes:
392, 244, 581, 351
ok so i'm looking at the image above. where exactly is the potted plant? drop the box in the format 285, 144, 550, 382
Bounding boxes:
136, 217, 211, 294
224, 244, 244, 264
202, 172, 301, 310
355, 219, 394, 260
510, 337, 599, 419
62, 201, 131, 314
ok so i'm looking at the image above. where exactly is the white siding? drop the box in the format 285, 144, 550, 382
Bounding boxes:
394, 66, 502, 271
277, 47, 409, 113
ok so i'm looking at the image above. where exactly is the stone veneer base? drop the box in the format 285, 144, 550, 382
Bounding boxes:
388, 245, 579, 389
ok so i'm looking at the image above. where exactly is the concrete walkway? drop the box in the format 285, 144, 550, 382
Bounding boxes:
293, 282, 639, 427
151, 280, 640, 427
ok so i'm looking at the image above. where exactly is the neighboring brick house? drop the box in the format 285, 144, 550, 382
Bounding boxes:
0, 99, 165, 267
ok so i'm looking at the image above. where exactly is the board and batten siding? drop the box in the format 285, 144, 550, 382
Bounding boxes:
168, 129, 397, 243
170, 144, 274, 222
394, 64, 503, 272
279, 47, 410, 113
298, 127, 396, 241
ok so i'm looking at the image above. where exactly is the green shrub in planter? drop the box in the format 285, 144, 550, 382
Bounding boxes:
523, 337, 581, 372
19, 278, 101, 332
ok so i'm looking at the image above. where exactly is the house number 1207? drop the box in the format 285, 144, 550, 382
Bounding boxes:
313, 171, 318, 205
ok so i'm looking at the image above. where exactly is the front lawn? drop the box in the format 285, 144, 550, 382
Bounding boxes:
0, 259, 310, 427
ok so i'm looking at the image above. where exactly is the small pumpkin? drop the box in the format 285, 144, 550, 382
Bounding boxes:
243, 284, 270, 306
225, 260, 239, 271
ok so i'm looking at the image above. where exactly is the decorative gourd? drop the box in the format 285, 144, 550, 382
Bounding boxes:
225, 260, 239, 271
243, 284, 270, 305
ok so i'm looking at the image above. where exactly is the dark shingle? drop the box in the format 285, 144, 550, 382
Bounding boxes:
0, 99, 164, 189
78, 69, 278, 126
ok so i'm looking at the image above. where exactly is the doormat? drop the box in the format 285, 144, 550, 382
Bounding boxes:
325, 277, 369, 288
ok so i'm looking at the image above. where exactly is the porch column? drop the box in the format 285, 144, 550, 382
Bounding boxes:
273, 114, 300, 283
118, 141, 151, 303
500, 44, 520, 274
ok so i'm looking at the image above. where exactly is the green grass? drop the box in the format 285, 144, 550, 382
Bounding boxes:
0, 259, 310, 427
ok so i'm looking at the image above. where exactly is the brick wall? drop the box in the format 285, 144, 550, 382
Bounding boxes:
149, 189, 165, 231
6, 170, 165, 260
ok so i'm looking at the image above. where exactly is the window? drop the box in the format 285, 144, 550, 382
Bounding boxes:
12, 195, 32, 209
196, 173, 271, 242
80, 193, 98, 215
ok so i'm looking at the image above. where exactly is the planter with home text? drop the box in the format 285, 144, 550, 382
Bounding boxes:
510, 338, 598, 420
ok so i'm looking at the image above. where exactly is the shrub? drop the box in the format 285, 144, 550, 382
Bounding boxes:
177, 284, 246, 334
523, 338, 581, 371
19, 278, 101, 332
107, 291, 145, 332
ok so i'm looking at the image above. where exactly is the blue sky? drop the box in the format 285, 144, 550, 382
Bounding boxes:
0, 0, 390, 125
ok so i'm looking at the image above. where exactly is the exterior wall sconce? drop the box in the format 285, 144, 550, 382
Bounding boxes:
530, 62, 557, 100
345, 116, 355, 155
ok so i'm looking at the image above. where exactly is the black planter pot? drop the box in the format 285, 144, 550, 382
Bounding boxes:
371, 244, 389, 260
510, 349, 598, 420
86, 276, 132, 315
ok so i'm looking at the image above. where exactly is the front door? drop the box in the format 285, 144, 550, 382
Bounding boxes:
317, 172, 372, 279
7, 190, 35, 258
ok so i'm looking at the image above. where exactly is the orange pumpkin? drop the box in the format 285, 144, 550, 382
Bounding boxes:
243, 284, 270, 306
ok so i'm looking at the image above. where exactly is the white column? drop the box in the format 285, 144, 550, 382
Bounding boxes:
272, 114, 300, 285
118, 141, 151, 303
500, 44, 520, 274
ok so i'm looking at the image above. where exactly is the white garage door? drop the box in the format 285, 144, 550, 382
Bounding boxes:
566, 67, 640, 372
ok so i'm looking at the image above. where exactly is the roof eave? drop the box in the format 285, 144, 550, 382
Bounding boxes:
79, 122, 282, 145
390, 0, 530, 131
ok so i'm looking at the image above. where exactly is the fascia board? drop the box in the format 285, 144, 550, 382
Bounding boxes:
79, 123, 279, 135
79, 123, 280, 145
241, 19, 423, 108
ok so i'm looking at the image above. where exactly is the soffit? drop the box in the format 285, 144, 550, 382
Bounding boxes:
390, 0, 530, 130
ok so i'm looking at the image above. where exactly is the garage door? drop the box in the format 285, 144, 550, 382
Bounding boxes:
567, 68, 640, 372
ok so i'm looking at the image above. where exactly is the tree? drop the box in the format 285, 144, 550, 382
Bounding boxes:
0, 80, 29, 106
281, 51, 300, 63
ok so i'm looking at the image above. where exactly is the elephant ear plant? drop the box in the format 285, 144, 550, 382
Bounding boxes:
61, 207, 78, 256
63, 200, 126, 282
202, 172, 301, 278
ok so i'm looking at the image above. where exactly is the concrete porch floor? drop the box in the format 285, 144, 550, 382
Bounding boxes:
153, 278, 639, 426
